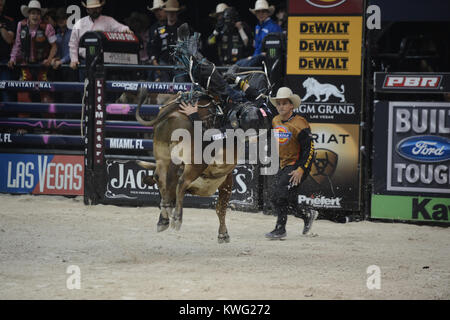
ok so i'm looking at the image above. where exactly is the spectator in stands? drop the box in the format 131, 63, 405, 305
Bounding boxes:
43, 7, 56, 28
209, 3, 228, 22
0, 0, 15, 102
275, 6, 287, 33
69, 0, 133, 73
148, 0, 189, 82
236, 0, 282, 67
147, 0, 167, 80
208, 6, 253, 66
125, 12, 151, 64
8, 0, 57, 103
51, 7, 78, 103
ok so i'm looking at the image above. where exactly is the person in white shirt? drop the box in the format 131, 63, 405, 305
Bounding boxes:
69, 0, 132, 70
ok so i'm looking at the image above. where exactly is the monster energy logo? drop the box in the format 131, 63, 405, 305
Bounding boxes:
89, 46, 96, 55
269, 48, 277, 58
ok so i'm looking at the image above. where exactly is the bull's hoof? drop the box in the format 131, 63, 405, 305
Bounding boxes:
171, 218, 182, 231
157, 217, 170, 233
218, 233, 230, 244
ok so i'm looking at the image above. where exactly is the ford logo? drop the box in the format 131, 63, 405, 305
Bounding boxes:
396, 135, 450, 163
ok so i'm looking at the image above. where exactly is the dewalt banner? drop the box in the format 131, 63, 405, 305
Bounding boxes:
287, 16, 363, 76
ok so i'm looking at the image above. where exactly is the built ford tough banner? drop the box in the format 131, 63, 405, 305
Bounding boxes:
371, 101, 450, 223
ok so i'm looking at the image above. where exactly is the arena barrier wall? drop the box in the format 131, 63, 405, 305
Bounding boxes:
0, 78, 261, 212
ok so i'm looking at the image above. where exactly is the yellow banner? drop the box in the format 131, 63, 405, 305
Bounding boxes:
287, 16, 363, 75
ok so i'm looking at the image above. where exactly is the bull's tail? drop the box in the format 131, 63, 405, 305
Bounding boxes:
136, 160, 156, 170
136, 160, 157, 186
135, 87, 181, 127
340, 85, 345, 93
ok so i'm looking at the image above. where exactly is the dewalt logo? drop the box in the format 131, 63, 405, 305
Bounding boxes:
300, 39, 350, 52
287, 16, 363, 75
299, 21, 350, 34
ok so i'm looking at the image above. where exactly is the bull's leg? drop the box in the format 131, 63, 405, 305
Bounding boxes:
171, 164, 205, 231
216, 172, 233, 243
154, 160, 172, 232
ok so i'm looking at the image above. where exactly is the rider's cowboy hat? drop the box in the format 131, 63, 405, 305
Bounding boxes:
81, 0, 106, 9
163, 0, 185, 12
249, 0, 275, 16
147, 0, 166, 11
21, 0, 47, 17
269, 87, 301, 109
209, 3, 229, 18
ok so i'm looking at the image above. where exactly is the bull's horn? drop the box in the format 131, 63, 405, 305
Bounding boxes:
136, 160, 157, 170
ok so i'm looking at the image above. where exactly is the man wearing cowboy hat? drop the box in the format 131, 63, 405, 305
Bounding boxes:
8, 0, 57, 103
146, 0, 166, 80
236, 0, 282, 67
265, 87, 318, 239
69, 0, 133, 71
208, 6, 253, 66
0, 0, 15, 102
148, 0, 189, 82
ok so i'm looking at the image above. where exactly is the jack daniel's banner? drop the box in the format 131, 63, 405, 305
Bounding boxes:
103, 160, 260, 212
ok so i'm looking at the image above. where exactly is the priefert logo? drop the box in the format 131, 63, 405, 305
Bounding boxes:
298, 195, 342, 208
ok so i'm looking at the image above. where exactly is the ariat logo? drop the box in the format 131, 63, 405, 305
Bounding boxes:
310, 149, 338, 185
306, 0, 347, 8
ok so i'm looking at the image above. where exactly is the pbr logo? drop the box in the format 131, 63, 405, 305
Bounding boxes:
306, 0, 347, 8
383, 76, 442, 89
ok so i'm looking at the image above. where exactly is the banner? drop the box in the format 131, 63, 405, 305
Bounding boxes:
103, 160, 261, 212
374, 72, 450, 94
288, 75, 361, 123
372, 194, 449, 223
299, 123, 361, 210
0, 154, 84, 195
287, 16, 363, 76
289, 0, 364, 15
371, 101, 450, 223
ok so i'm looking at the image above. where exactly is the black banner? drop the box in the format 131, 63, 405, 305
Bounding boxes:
103, 160, 260, 212
374, 73, 450, 94
286, 75, 362, 123
373, 101, 450, 196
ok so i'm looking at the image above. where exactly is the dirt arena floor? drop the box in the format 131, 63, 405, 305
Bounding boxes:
0, 194, 448, 300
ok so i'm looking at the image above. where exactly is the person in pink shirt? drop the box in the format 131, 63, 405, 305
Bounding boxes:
69, 0, 133, 71
8, 0, 57, 103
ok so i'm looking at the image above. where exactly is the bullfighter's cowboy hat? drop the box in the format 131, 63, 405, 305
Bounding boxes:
21, 0, 47, 17
249, 0, 275, 16
81, 0, 106, 9
209, 3, 229, 18
163, 0, 185, 12
269, 87, 302, 109
147, 0, 166, 11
